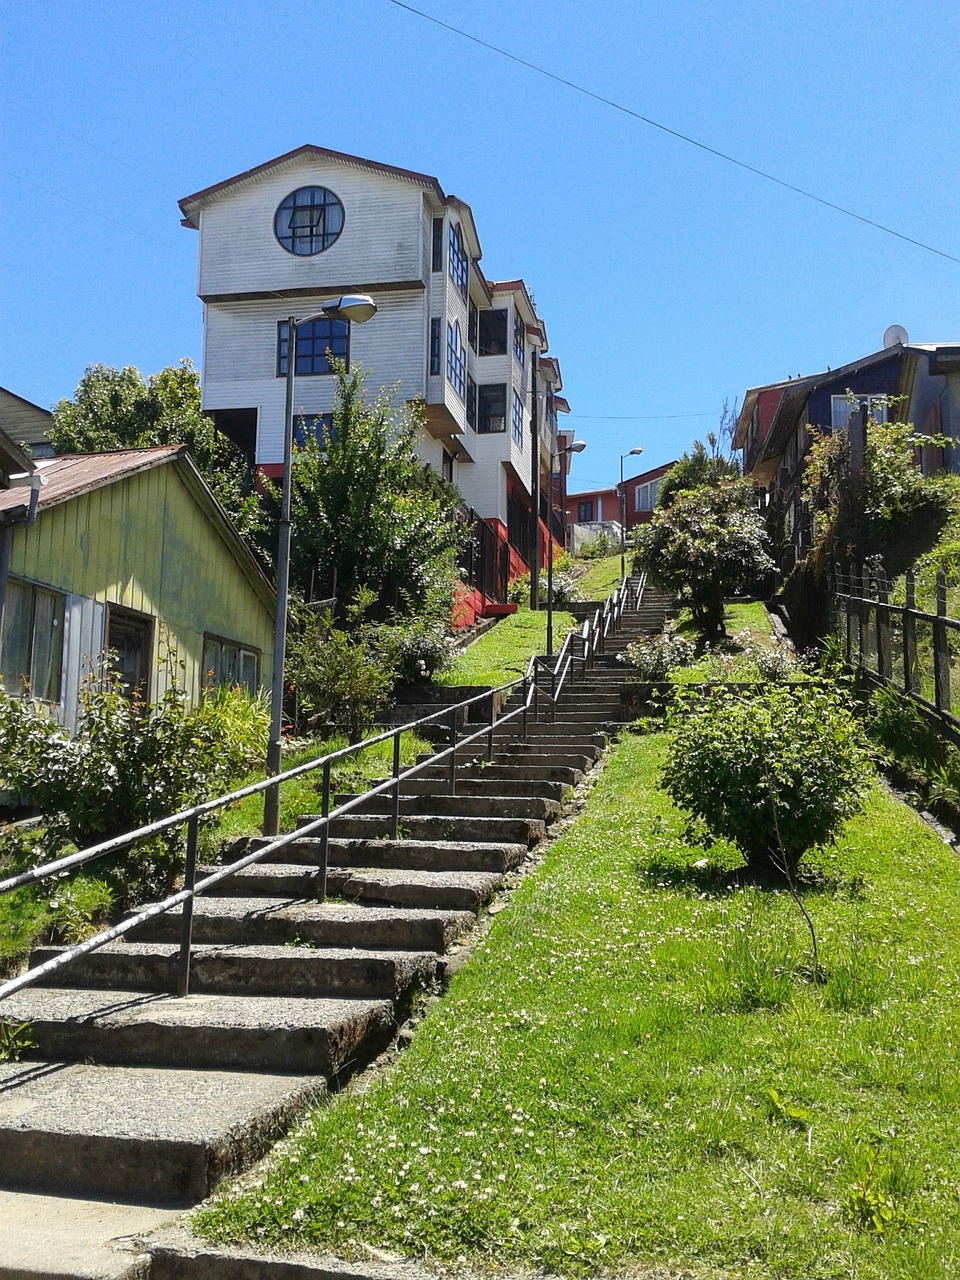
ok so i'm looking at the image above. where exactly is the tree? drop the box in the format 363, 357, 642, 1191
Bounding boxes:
269, 363, 466, 620
50, 361, 264, 543
656, 434, 740, 510
634, 478, 773, 640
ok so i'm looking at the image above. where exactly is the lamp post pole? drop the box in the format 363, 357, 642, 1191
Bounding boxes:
619, 446, 643, 581
546, 439, 586, 657
263, 296, 378, 836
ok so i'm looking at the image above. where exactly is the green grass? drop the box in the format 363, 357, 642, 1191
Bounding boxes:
194, 731, 960, 1278
573, 552, 623, 600
675, 599, 776, 646
0, 869, 114, 976
442, 607, 578, 689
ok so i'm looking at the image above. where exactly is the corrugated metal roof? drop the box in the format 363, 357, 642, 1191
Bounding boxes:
0, 447, 182, 515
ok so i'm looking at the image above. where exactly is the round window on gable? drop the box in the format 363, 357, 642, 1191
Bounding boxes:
274, 186, 345, 256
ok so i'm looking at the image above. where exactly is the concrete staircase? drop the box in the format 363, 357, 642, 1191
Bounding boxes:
0, 589, 674, 1277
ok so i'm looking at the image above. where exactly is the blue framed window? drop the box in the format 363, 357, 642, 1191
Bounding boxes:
466, 374, 477, 431
514, 311, 525, 365
293, 413, 335, 449
430, 318, 442, 376
447, 321, 466, 399
448, 223, 468, 299
432, 218, 443, 272
512, 389, 524, 446
277, 319, 349, 377
274, 187, 344, 256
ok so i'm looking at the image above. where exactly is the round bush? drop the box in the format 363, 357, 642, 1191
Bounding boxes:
661, 683, 871, 875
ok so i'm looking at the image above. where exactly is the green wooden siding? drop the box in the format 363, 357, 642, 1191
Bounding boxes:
8, 460, 273, 705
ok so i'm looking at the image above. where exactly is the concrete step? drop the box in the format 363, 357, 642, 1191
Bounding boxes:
29, 941, 437, 1001
0, 989, 395, 1077
331, 791, 560, 823
491, 749, 598, 770
130, 897, 475, 952
211, 864, 506, 913
250, 835, 528, 874
377, 775, 567, 800
412, 762, 582, 786
316, 812, 546, 847
0, 1060, 320, 1206
495, 723, 607, 746
0, 1188, 172, 1280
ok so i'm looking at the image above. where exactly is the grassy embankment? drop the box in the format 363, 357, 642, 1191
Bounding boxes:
195, 722, 960, 1279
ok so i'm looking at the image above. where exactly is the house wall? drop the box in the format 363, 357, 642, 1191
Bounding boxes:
806, 360, 902, 428
6, 463, 274, 724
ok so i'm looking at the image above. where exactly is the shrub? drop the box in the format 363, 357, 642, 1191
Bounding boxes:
369, 617, 459, 685
538, 567, 583, 606
662, 683, 872, 876
578, 531, 611, 560
0, 656, 269, 901
619, 633, 695, 679
506, 574, 529, 606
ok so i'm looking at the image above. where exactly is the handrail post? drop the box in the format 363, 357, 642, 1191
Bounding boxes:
175, 813, 199, 998
903, 570, 918, 694
551, 658, 558, 723
391, 731, 402, 841
317, 758, 330, 901
934, 570, 951, 712
448, 706, 458, 795
487, 692, 496, 761
522, 674, 529, 741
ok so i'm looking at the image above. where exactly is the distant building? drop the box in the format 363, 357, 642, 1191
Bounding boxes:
178, 145, 571, 620
0, 387, 54, 459
734, 339, 960, 559
565, 460, 677, 546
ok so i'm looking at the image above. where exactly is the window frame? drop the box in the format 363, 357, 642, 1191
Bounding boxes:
0, 576, 65, 703
577, 501, 594, 523
277, 318, 349, 378
203, 632, 261, 695
273, 186, 345, 257
446, 321, 466, 400
831, 393, 889, 430
477, 309, 508, 357
513, 311, 526, 365
477, 383, 507, 434
431, 217, 443, 272
448, 223, 469, 299
634, 480, 659, 512
429, 318, 442, 377
512, 389, 524, 447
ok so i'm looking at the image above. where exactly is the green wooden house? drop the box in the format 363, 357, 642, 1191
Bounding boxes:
0, 443, 274, 729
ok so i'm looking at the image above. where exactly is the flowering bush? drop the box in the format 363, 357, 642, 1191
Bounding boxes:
619, 633, 696, 679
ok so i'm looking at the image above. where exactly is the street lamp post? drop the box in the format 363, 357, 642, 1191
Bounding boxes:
619, 447, 643, 580
546, 439, 586, 656
263, 294, 378, 837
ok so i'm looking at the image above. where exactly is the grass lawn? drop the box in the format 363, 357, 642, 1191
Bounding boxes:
442, 607, 578, 690
194, 730, 960, 1278
674, 599, 776, 646
574, 552, 623, 601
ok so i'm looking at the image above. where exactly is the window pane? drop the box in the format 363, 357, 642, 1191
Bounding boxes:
239, 650, 258, 695
31, 588, 64, 702
0, 579, 32, 693
203, 637, 221, 685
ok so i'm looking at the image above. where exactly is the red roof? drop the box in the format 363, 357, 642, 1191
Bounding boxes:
0, 448, 182, 516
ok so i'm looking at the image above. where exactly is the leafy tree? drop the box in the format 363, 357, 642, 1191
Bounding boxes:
50, 360, 264, 543
657, 433, 740, 510
271, 363, 466, 619
634, 478, 773, 640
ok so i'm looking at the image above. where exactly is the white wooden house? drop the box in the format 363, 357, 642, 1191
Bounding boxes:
178, 146, 571, 619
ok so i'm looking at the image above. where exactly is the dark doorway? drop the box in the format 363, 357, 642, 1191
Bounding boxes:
106, 607, 153, 700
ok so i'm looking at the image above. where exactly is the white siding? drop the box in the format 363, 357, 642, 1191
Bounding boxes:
197, 160, 426, 298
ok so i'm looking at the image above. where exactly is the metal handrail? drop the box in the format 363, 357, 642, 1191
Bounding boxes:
1, 579, 632, 1004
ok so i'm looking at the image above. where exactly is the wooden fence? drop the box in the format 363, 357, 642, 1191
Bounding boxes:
834, 565, 960, 723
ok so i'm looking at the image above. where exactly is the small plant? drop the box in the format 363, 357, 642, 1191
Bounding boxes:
841, 1131, 912, 1235
763, 1087, 811, 1131
369, 617, 459, 685
506, 574, 529, 606
663, 683, 872, 876
703, 912, 798, 1011
0, 1019, 34, 1063
47, 876, 115, 945
619, 633, 695, 679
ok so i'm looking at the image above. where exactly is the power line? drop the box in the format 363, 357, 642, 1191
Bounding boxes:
388, 0, 960, 267
568, 412, 716, 421
0, 167, 193, 259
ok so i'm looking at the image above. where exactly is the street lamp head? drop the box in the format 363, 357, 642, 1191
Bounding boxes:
322, 294, 378, 324
292, 295, 379, 328
565, 440, 587, 455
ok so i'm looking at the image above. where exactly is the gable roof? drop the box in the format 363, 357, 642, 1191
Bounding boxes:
0, 448, 274, 611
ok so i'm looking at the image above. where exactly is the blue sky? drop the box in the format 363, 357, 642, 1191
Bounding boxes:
2, 0, 957, 492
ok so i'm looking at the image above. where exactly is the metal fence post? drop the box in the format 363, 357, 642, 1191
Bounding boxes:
391, 731, 402, 841
487, 692, 496, 761
903, 570, 918, 694
877, 574, 892, 680
176, 813, 199, 998
448, 706, 458, 796
934, 570, 951, 712
317, 758, 330, 901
